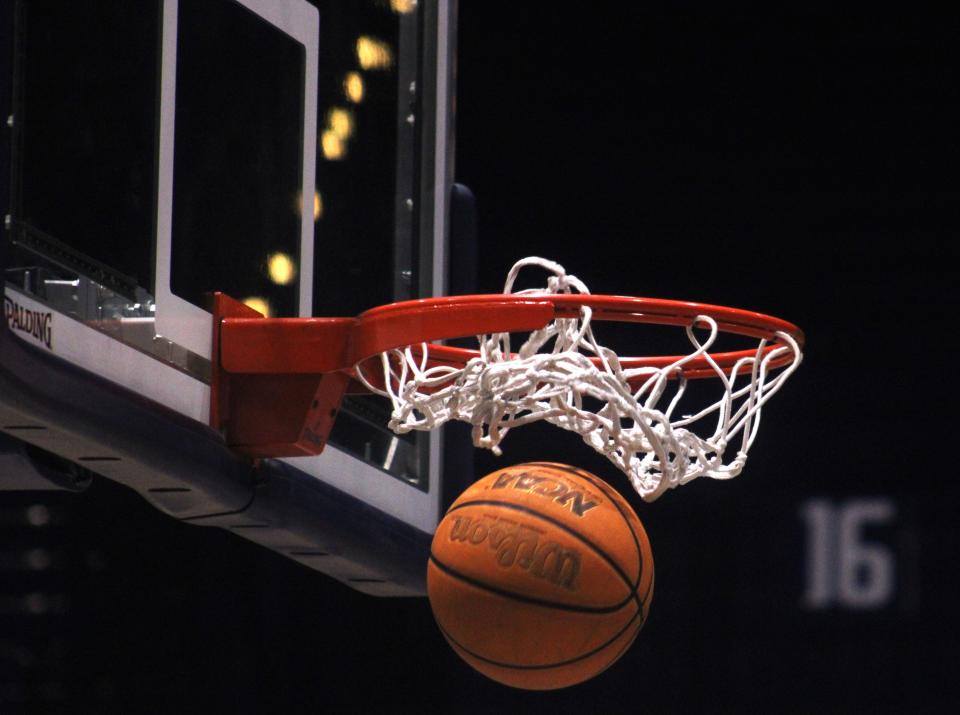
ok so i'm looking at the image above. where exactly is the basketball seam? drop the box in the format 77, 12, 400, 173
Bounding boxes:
429, 553, 630, 614
593, 615, 643, 680
446, 498, 640, 610
434, 595, 644, 672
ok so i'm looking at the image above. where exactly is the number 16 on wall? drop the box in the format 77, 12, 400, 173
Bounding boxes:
800, 498, 897, 610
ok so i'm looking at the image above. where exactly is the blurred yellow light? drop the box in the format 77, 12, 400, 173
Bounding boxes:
390, 0, 417, 13
356, 36, 393, 70
344, 72, 365, 103
327, 107, 354, 140
267, 252, 296, 286
294, 191, 323, 220
321, 129, 346, 160
242, 297, 271, 317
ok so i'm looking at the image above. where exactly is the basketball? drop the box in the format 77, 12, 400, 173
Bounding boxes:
427, 462, 654, 690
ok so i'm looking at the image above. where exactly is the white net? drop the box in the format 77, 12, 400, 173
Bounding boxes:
357, 257, 802, 501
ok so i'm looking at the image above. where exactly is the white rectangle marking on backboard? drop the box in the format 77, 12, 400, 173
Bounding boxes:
153, 0, 318, 359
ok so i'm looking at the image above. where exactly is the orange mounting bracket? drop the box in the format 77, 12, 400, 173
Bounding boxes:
210, 293, 354, 458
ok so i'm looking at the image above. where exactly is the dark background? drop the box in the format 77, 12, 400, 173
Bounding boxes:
3, 4, 958, 712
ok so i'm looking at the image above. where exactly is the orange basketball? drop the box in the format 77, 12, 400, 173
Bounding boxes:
427, 462, 654, 690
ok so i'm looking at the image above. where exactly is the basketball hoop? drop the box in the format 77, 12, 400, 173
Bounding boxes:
212, 257, 803, 501
353, 258, 803, 501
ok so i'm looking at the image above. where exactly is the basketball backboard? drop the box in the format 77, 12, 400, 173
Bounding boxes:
1, 0, 469, 595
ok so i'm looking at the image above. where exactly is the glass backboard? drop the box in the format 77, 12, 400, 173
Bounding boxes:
1, 0, 463, 595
